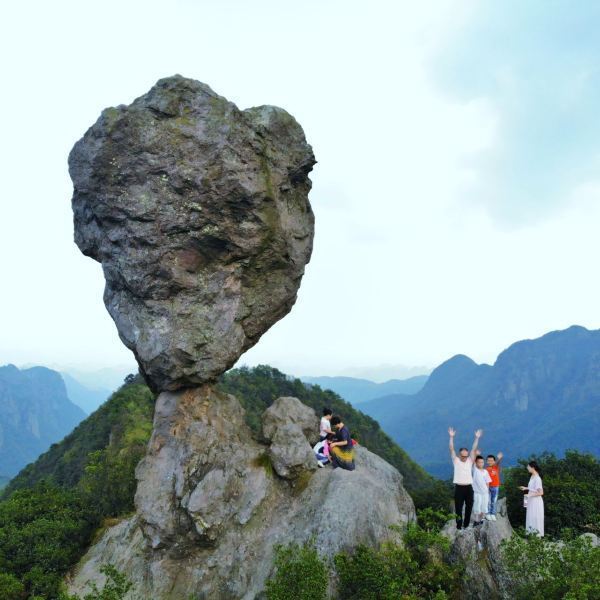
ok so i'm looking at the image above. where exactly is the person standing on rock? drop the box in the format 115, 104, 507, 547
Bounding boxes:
472, 455, 492, 526
449, 427, 482, 530
519, 461, 544, 537
485, 452, 503, 521
329, 416, 355, 471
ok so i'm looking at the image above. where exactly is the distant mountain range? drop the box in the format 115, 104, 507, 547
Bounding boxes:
0, 365, 87, 477
360, 326, 600, 478
61, 372, 112, 415
300, 375, 428, 404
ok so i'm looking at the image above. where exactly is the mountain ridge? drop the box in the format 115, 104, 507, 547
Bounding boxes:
361, 325, 600, 477
0, 364, 87, 477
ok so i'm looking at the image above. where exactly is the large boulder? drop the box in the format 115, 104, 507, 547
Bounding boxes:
262, 396, 320, 444
267, 422, 317, 479
69, 75, 315, 392
67, 393, 416, 599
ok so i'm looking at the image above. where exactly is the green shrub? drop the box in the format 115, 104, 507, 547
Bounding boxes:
0, 572, 25, 600
335, 523, 461, 599
504, 451, 600, 537
265, 542, 328, 600
502, 530, 600, 599
0, 481, 98, 598
416, 508, 454, 533
80, 564, 132, 600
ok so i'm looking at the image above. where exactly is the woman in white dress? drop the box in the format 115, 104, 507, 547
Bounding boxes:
519, 461, 544, 537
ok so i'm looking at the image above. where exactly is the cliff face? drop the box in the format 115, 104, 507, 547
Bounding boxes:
67, 395, 416, 599
67, 76, 417, 598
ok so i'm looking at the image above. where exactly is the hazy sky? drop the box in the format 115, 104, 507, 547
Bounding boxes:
2, 0, 600, 380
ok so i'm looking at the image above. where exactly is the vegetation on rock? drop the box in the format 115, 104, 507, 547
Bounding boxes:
502, 529, 600, 599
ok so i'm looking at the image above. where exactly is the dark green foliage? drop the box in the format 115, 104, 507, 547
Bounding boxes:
4, 379, 153, 497
502, 530, 600, 599
416, 507, 455, 533
218, 365, 444, 502
0, 482, 98, 598
0, 572, 25, 600
265, 542, 328, 600
0, 378, 153, 598
334, 523, 461, 599
504, 451, 600, 537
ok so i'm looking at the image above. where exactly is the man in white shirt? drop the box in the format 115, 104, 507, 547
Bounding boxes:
448, 427, 482, 530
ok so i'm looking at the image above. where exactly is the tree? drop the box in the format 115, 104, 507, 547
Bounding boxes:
504, 451, 600, 537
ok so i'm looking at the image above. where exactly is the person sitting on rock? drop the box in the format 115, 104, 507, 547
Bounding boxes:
320, 407, 334, 441
313, 438, 330, 468
329, 416, 355, 471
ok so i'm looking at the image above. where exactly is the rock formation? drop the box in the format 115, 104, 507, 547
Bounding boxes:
67, 397, 416, 599
67, 76, 417, 599
69, 75, 315, 392
442, 499, 514, 599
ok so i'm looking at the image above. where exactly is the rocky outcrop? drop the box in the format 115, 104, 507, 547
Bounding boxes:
67, 77, 418, 599
262, 396, 319, 444
442, 499, 514, 599
67, 396, 416, 599
69, 75, 315, 392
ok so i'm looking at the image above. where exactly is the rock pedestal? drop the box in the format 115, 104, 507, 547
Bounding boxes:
67, 396, 416, 599
442, 498, 514, 599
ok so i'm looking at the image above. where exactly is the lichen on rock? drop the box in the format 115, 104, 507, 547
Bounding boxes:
69, 75, 315, 392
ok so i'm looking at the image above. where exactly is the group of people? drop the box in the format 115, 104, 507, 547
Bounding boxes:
449, 427, 544, 536
312, 408, 356, 471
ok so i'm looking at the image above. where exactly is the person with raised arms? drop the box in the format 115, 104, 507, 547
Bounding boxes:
448, 427, 482, 530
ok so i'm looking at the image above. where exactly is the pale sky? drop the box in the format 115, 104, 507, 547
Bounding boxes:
1, 1, 600, 380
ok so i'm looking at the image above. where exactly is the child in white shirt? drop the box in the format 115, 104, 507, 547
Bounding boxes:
472, 455, 492, 526
319, 408, 333, 441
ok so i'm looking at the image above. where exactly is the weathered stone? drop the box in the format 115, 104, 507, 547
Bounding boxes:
134, 386, 271, 550
262, 396, 319, 444
69, 75, 315, 391
267, 422, 317, 479
67, 396, 416, 599
442, 498, 514, 599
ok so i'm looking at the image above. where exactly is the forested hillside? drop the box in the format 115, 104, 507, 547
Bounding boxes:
7, 366, 445, 505
0, 365, 86, 478
0, 366, 450, 598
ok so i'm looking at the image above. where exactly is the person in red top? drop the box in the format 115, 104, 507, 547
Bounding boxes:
485, 452, 503, 521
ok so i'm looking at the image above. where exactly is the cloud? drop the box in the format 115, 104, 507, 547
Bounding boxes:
430, 1, 600, 226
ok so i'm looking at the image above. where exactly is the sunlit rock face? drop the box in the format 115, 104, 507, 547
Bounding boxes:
69, 75, 315, 391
